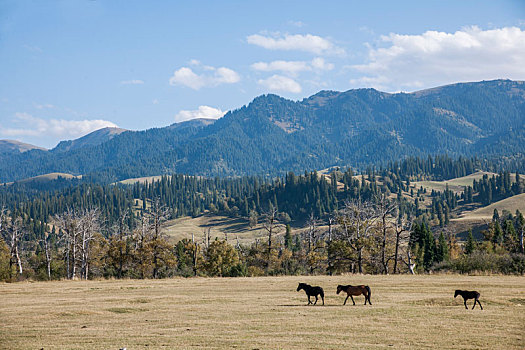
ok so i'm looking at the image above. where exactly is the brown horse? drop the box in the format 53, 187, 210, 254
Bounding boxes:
336, 284, 372, 305
454, 290, 483, 310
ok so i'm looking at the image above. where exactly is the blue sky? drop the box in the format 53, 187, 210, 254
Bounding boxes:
0, 0, 524, 148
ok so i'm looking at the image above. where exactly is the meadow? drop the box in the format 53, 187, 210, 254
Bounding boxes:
1, 275, 524, 349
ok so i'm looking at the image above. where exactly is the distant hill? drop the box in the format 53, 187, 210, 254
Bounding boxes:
53, 127, 128, 153
453, 193, 525, 221
0, 139, 47, 153
1, 79, 525, 182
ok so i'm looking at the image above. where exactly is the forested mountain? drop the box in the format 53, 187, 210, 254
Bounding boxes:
1, 79, 525, 182
53, 127, 128, 153
0, 140, 47, 154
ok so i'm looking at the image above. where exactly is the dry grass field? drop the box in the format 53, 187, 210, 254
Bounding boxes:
412, 171, 496, 194
1, 275, 524, 349
453, 193, 525, 221
163, 214, 272, 245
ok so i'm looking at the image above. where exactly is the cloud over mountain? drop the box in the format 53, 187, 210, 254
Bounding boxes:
351, 26, 525, 91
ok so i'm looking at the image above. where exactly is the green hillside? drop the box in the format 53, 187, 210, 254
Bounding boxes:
1, 80, 525, 182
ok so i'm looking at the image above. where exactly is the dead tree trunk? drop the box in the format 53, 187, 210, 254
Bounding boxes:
263, 207, 279, 272
403, 250, 416, 275
43, 236, 52, 280
1, 215, 25, 277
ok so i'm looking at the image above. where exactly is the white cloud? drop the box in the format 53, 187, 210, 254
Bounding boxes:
288, 20, 305, 28
169, 64, 240, 90
0, 112, 118, 139
175, 106, 226, 122
310, 57, 334, 71
152, 99, 159, 105
246, 33, 344, 55
251, 58, 333, 76
120, 79, 144, 85
258, 75, 302, 93
35, 103, 55, 109
251, 60, 310, 75
351, 26, 525, 91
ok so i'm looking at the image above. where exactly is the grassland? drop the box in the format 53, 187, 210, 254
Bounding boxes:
1, 275, 524, 349
2, 172, 82, 186
412, 171, 496, 194
118, 175, 166, 185
163, 214, 271, 245
453, 193, 525, 221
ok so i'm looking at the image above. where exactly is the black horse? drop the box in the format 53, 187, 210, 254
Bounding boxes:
454, 290, 483, 310
297, 283, 324, 305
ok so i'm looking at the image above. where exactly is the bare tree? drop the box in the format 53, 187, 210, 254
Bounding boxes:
327, 212, 337, 243
54, 209, 80, 279
402, 250, 417, 275
110, 211, 130, 279
147, 199, 171, 279
40, 232, 52, 280
54, 208, 100, 280
79, 209, 100, 280
262, 206, 280, 271
0, 208, 24, 277
336, 200, 378, 273
376, 195, 397, 274
306, 213, 319, 253
393, 214, 412, 274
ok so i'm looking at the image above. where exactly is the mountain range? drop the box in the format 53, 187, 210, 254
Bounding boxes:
1, 79, 524, 183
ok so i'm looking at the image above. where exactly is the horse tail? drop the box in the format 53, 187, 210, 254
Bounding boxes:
320, 287, 325, 298
365, 285, 371, 301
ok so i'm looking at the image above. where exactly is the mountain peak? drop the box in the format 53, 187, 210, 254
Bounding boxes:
52, 127, 128, 153
0, 139, 47, 153
168, 118, 216, 130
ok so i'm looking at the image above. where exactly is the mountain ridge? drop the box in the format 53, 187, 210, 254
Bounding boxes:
1, 79, 524, 182
0, 139, 47, 154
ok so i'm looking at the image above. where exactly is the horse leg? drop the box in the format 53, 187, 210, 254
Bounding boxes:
343, 295, 349, 305
463, 298, 468, 309
308, 295, 312, 305
472, 299, 476, 310
477, 299, 483, 310
351, 295, 355, 305
314, 295, 318, 305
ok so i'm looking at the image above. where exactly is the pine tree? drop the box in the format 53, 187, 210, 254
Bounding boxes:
284, 224, 292, 250
465, 229, 475, 255
493, 221, 503, 245
423, 224, 435, 270
436, 232, 449, 263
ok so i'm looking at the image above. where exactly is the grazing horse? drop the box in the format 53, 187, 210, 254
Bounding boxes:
336, 284, 372, 305
297, 283, 324, 305
454, 290, 483, 310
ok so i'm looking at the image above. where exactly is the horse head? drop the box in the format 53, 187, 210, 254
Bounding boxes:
297, 283, 306, 292
454, 290, 461, 298
336, 285, 343, 294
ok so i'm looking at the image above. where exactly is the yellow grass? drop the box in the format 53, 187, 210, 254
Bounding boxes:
453, 193, 525, 222
0, 275, 523, 349
118, 175, 166, 185
2, 172, 82, 186
163, 214, 278, 245
413, 171, 496, 194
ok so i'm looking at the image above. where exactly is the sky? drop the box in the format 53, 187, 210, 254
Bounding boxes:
0, 0, 524, 148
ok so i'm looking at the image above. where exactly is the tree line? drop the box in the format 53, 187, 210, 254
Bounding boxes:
1, 195, 524, 282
